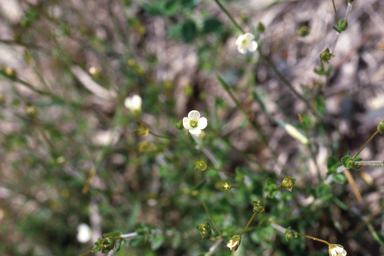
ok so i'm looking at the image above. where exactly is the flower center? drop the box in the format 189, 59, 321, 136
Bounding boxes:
190, 120, 198, 128
241, 39, 248, 46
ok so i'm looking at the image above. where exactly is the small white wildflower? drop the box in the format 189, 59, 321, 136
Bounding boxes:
76, 223, 92, 243
276, 119, 308, 145
226, 235, 241, 251
235, 33, 258, 54
124, 94, 142, 113
329, 244, 347, 256
183, 110, 207, 135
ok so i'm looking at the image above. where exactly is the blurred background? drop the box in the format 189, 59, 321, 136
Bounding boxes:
0, 0, 384, 255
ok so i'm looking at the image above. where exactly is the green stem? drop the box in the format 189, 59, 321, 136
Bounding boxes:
201, 200, 222, 236
354, 160, 384, 166
333, 197, 384, 249
331, 0, 338, 24
213, 0, 244, 33
257, 49, 319, 118
149, 131, 194, 146
239, 212, 257, 236
299, 114, 322, 181
352, 130, 379, 160
264, 214, 330, 245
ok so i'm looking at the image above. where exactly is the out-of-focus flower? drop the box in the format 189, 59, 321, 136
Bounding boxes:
194, 160, 207, 171
226, 235, 241, 251
183, 110, 207, 135
235, 33, 258, 54
77, 223, 92, 243
223, 182, 232, 191
124, 94, 142, 114
329, 244, 347, 256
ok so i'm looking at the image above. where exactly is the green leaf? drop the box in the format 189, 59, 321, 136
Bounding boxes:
326, 156, 341, 177
115, 239, 125, 252
164, 0, 179, 15
341, 155, 351, 168
333, 173, 346, 184
103, 231, 122, 239
316, 183, 332, 200
150, 235, 165, 250
181, 20, 197, 43
129, 236, 146, 246
202, 18, 222, 34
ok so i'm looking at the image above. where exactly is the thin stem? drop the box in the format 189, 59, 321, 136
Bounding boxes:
268, 220, 330, 245
239, 212, 257, 236
353, 130, 379, 160
354, 160, 384, 166
213, 0, 244, 33
208, 238, 223, 255
257, 49, 320, 118
207, 166, 235, 176
333, 197, 384, 249
331, 2, 353, 53
331, 0, 338, 24
201, 200, 222, 236
149, 131, 194, 146
298, 114, 322, 181
120, 232, 138, 238
79, 248, 94, 256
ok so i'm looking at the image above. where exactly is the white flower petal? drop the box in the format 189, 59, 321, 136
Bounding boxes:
183, 117, 191, 129
235, 35, 244, 46
243, 32, 255, 40
77, 223, 92, 243
198, 117, 207, 129
249, 41, 258, 52
189, 128, 201, 135
237, 46, 246, 54
188, 110, 200, 120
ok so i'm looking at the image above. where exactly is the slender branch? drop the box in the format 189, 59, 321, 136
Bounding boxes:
208, 238, 223, 255
331, 0, 338, 24
269, 221, 330, 245
331, 2, 353, 53
213, 0, 244, 33
120, 232, 138, 238
298, 114, 322, 181
239, 212, 257, 236
201, 200, 222, 236
353, 131, 379, 160
257, 49, 319, 118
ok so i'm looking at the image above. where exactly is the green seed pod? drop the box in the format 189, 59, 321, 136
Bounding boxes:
280, 176, 296, 192
253, 200, 265, 213
195, 222, 213, 238
320, 48, 335, 64
377, 120, 384, 134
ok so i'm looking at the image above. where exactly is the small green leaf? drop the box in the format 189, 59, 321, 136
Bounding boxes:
181, 20, 197, 43
150, 235, 165, 250
202, 18, 222, 34
316, 183, 332, 200
333, 173, 346, 184
103, 231, 122, 239
129, 236, 146, 246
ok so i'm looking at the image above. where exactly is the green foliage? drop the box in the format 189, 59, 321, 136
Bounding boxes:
333, 18, 348, 33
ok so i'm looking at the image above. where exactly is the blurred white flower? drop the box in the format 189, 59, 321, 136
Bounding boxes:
284, 124, 309, 145
235, 33, 258, 54
329, 244, 347, 256
124, 94, 142, 113
183, 110, 207, 135
77, 223, 92, 243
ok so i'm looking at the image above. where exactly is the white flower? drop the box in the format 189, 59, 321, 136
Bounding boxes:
235, 33, 258, 54
329, 244, 347, 256
124, 94, 142, 112
284, 124, 309, 145
76, 223, 92, 243
183, 110, 207, 135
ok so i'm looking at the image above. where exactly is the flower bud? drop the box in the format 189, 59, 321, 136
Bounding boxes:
226, 235, 241, 251
101, 237, 116, 253
24, 105, 37, 117
193, 160, 207, 171
328, 244, 347, 256
377, 120, 384, 134
223, 182, 232, 191
174, 121, 184, 130
279, 176, 296, 192
4, 67, 17, 79
135, 122, 149, 137
298, 23, 310, 37
195, 222, 214, 238
253, 200, 265, 213
320, 48, 335, 64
